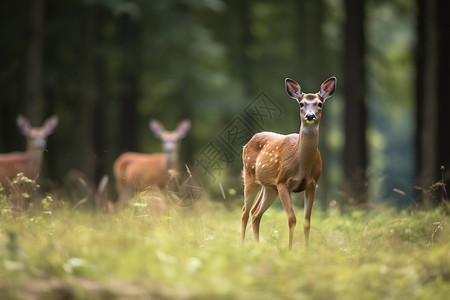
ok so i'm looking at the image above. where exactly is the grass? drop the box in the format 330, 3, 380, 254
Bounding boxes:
0, 194, 449, 299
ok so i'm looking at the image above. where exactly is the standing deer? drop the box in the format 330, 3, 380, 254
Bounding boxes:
114, 119, 191, 208
241, 77, 336, 249
0, 115, 59, 188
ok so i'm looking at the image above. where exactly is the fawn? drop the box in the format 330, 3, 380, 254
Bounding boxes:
114, 119, 191, 209
241, 77, 336, 249
0, 115, 59, 188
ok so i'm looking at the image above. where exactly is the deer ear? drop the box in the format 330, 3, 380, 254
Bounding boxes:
285, 78, 302, 100
320, 77, 337, 101
149, 120, 165, 138
43, 115, 59, 135
176, 120, 191, 139
17, 115, 31, 136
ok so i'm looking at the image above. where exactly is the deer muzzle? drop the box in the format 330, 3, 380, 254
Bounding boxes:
305, 113, 316, 124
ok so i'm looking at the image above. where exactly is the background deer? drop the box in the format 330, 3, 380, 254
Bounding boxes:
0, 115, 59, 188
114, 119, 191, 209
241, 77, 336, 249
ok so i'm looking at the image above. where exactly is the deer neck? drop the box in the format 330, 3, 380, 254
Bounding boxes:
26, 147, 44, 176
295, 124, 320, 165
166, 152, 178, 171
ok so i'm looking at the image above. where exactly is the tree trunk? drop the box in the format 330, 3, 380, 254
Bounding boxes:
343, 0, 368, 205
117, 16, 141, 153
25, 0, 44, 124
435, 0, 450, 193
239, 0, 253, 98
74, 4, 97, 182
415, 0, 437, 191
415, 0, 450, 205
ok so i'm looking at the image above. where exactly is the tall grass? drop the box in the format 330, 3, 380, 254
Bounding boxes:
0, 195, 449, 299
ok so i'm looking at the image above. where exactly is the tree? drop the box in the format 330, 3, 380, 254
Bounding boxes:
415, 0, 450, 204
343, 0, 368, 205
72, 3, 99, 182
435, 0, 450, 192
24, 0, 44, 124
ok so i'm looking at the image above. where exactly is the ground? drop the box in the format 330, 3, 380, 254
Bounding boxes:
0, 197, 449, 300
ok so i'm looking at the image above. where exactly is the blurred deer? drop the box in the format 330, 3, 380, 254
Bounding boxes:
114, 119, 191, 209
0, 115, 59, 188
241, 77, 336, 249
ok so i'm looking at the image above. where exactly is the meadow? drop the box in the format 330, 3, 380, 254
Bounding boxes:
0, 190, 449, 300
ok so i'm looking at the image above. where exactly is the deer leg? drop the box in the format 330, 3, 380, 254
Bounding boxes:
117, 187, 133, 210
278, 184, 296, 249
252, 187, 278, 242
241, 182, 260, 242
250, 193, 262, 217
304, 185, 317, 249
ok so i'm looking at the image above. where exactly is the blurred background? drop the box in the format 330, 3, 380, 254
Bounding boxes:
0, 0, 448, 209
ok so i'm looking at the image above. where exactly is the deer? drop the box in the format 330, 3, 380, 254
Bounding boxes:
241, 77, 336, 249
114, 119, 191, 209
0, 115, 59, 188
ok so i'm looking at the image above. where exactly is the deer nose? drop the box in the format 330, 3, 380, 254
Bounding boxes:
305, 113, 316, 122
164, 142, 175, 153
34, 137, 46, 149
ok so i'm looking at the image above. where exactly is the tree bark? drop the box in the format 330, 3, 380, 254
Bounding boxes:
343, 0, 368, 205
75, 4, 97, 181
25, 0, 44, 124
435, 0, 450, 190
415, 0, 450, 205
117, 16, 141, 153
239, 0, 253, 98
415, 0, 437, 190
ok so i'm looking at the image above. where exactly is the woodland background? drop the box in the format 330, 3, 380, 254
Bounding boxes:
0, 0, 449, 208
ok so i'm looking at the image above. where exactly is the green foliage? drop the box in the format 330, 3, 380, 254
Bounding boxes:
0, 0, 422, 207
0, 200, 449, 299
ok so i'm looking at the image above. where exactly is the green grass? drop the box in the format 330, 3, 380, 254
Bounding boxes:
1, 197, 449, 299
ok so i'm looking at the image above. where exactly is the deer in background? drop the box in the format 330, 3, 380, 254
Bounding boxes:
0, 115, 59, 188
114, 119, 191, 209
241, 77, 336, 249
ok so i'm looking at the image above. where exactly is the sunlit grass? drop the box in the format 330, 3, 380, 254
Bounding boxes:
0, 197, 449, 299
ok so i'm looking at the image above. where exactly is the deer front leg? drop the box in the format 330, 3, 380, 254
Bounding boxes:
304, 184, 317, 249
278, 184, 296, 249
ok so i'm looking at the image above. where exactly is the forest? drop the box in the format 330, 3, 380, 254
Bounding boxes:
0, 0, 449, 208
1, 0, 450, 299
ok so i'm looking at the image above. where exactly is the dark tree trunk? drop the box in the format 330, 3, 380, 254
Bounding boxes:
93, 66, 106, 184
117, 16, 141, 153
415, 0, 450, 205
25, 0, 44, 124
297, 0, 325, 86
239, 0, 253, 98
415, 0, 438, 190
435, 0, 450, 190
74, 4, 97, 181
343, 0, 368, 205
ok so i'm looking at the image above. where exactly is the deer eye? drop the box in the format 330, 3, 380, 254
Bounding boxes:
299, 102, 304, 108
317, 102, 323, 108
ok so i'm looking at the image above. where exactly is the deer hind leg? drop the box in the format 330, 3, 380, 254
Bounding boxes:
241, 180, 260, 242
116, 186, 133, 211
251, 186, 278, 242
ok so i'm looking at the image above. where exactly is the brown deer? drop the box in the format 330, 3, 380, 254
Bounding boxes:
0, 115, 59, 188
241, 77, 336, 249
114, 119, 191, 208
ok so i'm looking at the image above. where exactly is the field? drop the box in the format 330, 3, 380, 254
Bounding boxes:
1, 193, 450, 299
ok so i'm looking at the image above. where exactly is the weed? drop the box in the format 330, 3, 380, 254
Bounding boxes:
0, 196, 449, 299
